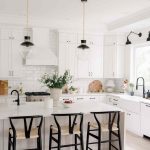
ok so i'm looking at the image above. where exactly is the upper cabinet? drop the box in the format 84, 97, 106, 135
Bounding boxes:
0, 28, 24, 78
103, 34, 125, 78
58, 32, 103, 78
58, 32, 78, 76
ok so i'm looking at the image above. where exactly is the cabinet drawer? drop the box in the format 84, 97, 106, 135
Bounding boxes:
121, 99, 140, 114
141, 103, 150, 116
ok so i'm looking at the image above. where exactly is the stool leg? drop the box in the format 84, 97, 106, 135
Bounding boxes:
58, 132, 61, 150
37, 137, 42, 150
49, 127, 52, 150
109, 131, 112, 150
80, 133, 84, 150
12, 137, 16, 150
8, 133, 11, 150
75, 134, 78, 150
86, 123, 90, 150
98, 128, 101, 150
118, 130, 122, 150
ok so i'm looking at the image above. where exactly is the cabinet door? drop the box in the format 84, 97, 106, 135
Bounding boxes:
126, 111, 140, 135
115, 45, 124, 78
11, 39, 23, 77
0, 120, 3, 150
59, 33, 77, 77
103, 45, 115, 78
59, 43, 77, 77
89, 45, 103, 78
77, 58, 90, 78
141, 103, 150, 137
0, 39, 11, 77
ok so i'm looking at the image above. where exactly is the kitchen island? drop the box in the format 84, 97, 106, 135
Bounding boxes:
0, 100, 125, 150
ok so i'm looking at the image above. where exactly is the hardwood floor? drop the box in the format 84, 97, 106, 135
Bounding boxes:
126, 131, 150, 150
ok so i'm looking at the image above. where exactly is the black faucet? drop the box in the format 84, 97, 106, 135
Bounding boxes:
11, 90, 20, 106
136, 77, 145, 98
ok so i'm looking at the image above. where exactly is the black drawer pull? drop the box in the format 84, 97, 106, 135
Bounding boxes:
146, 104, 150, 107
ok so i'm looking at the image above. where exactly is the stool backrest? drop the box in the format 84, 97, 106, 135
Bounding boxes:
9, 115, 43, 139
52, 113, 83, 134
91, 111, 120, 130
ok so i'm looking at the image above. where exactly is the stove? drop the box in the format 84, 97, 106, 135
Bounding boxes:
25, 92, 50, 102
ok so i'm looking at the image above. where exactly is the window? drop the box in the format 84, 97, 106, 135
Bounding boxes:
132, 45, 150, 86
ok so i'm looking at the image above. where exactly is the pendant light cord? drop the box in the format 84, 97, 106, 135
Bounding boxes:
26, 0, 29, 36
82, 1, 85, 40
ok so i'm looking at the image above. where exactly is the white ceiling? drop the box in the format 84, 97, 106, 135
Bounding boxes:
0, 0, 150, 30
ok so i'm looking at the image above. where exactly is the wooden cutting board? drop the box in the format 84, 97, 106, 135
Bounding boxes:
88, 80, 103, 93
0, 80, 8, 95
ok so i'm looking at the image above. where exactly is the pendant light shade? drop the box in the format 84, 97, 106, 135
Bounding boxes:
21, 36, 34, 47
147, 32, 150, 41
78, 40, 89, 49
21, 0, 34, 47
78, 0, 89, 50
126, 37, 132, 45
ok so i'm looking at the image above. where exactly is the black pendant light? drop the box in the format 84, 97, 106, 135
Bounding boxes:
147, 31, 150, 41
126, 31, 142, 45
21, 0, 34, 47
77, 0, 89, 50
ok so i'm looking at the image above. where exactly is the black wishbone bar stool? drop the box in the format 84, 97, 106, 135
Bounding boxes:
8, 115, 43, 150
86, 111, 122, 150
49, 113, 84, 150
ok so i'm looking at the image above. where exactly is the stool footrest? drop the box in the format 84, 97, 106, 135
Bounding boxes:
88, 139, 119, 145
51, 143, 81, 149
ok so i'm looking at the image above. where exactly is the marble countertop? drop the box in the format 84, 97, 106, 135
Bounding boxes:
0, 101, 122, 120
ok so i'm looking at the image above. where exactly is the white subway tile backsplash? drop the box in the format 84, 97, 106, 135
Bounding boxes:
8, 66, 57, 93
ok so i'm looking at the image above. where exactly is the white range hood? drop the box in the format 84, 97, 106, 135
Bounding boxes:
25, 28, 58, 66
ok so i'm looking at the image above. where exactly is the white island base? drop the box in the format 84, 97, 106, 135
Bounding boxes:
0, 101, 125, 150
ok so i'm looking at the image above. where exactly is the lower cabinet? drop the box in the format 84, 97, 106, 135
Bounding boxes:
0, 120, 3, 150
107, 96, 141, 135
125, 111, 141, 135
141, 103, 150, 137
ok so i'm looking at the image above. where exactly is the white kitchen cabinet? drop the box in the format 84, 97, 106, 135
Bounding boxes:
106, 95, 141, 135
125, 110, 141, 135
58, 32, 77, 76
103, 35, 125, 78
77, 37, 103, 78
141, 103, 150, 137
59, 32, 103, 78
0, 28, 23, 78
0, 120, 3, 150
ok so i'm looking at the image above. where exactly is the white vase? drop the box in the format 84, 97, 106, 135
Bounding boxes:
50, 88, 62, 106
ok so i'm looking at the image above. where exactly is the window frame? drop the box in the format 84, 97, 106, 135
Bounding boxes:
131, 42, 150, 88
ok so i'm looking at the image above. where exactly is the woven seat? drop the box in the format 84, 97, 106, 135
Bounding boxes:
52, 125, 81, 135
90, 123, 118, 132
10, 128, 39, 140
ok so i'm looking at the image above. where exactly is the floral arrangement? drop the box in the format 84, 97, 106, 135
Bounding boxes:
40, 70, 72, 89
122, 79, 129, 92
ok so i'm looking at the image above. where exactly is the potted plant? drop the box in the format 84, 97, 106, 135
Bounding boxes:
129, 83, 134, 96
40, 70, 72, 105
